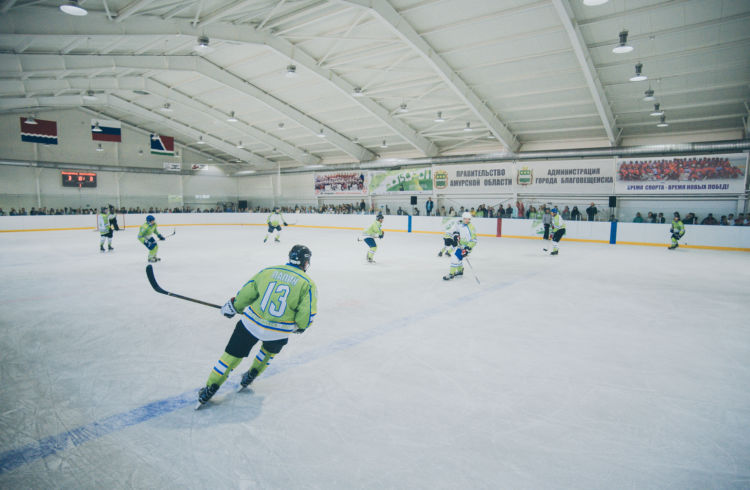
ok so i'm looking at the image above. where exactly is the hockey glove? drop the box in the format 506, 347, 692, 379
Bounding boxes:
158, 234, 165, 241
292, 327, 306, 334
462, 247, 471, 257
379, 232, 384, 238
221, 297, 237, 318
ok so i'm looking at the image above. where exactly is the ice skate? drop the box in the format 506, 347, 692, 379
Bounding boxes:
668, 244, 677, 250
263, 237, 268, 243
195, 383, 219, 410
108, 245, 114, 251
443, 273, 455, 280
274, 238, 280, 243
550, 250, 559, 255
237, 369, 258, 392
148, 256, 161, 263
438, 250, 443, 257
100, 245, 105, 252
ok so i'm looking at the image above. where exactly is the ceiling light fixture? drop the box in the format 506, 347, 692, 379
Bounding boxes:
434, 111, 445, 123
583, 0, 609, 6
196, 136, 205, 145
317, 129, 325, 138
82, 90, 97, 101
278, 122, 285, 129
380, 140, 388, 148
285, 64, 297, 78
194, 36, 211, 53
92, 122, 102, 132
629, 62, 647, 82
24, 115, 38, 125
398, 103, 408, 113
464, 122, 472, 132
352, 87, 363, 97
643, 88, 655, 101
96, 143, 103, 152
612, 30, 634, 54
236, 141, 244, 149
226, 111, 238, 122
160, 102, 172, 113
657, 115, 669, 127
60, 0, 87, 16
650, 103, 664, 117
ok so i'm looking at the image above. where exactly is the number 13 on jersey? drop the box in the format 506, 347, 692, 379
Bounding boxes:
259, 281, 290, 317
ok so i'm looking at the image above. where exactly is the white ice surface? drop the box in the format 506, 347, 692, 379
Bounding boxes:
1, 225, 749, 489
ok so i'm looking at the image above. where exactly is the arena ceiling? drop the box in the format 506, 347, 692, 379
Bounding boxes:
0, 0, 748, 171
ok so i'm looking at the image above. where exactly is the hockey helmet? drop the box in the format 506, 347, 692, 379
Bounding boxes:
101, 206, 108, 213
551, 207, 558, 214
376, 213, 384, 221
462, 212, 472, 221
146, 215, 155, 223
673, 212, 680, 219
289, 244, 312, 271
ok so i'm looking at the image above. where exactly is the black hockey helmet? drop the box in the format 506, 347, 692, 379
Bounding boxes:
289, 244, 312, 271
674, 212, 680, 219
376, 213, 384, 221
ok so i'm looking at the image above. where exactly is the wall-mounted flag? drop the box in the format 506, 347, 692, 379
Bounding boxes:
150, 134, 174, 155
20, 117, 58, 145
91, 119, 121, 142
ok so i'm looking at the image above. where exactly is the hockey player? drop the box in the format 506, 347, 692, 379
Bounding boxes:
264, 207, 288, 243
438, 216, 461, 257
546, 207, 566, 255
361, 213, 384, 263
668, 212, 685, 249
443, 212, 476, 280
197, 244, 318, 408
138, 215, 165, 263
97, 206, 117, 252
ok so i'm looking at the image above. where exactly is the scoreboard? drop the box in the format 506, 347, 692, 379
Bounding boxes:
61, 170, 97, 188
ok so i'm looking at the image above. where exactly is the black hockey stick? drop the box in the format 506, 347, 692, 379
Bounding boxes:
146, 265, 221, 309
464, 257, 480, 285
166, 228, 176, 237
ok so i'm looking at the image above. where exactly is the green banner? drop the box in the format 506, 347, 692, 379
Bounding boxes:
369, 167, 432, 194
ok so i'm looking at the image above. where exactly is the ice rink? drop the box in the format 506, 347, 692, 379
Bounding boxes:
1, 223, 749, 489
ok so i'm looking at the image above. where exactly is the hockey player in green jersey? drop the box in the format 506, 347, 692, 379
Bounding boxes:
668, 212, 685, 249
360, 213, 384, 263
197, 245, 318, 408
97, 206, 118, 252
443, 212, 477, 280
264, 207, 288, 243
438, 216, 461, 257
137, 215, 165, 263
544, 208, 566, 255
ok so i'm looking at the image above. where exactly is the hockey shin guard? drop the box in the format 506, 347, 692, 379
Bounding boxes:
207, 352, 243, 387
249, 347, 277, 378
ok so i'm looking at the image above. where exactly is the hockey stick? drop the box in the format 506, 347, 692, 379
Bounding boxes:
146, 265, 221, 309
167, 228, 176, 237
464, 257, 480, 285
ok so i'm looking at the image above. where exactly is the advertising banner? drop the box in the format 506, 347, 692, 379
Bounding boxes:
514, 159, 615, 194
369, 167, 432, 194
314, 171, 368, 195
614, 153, 748, 194
432, 163, 513, 194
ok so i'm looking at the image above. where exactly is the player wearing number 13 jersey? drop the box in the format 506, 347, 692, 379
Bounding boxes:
197, 245, 318, 407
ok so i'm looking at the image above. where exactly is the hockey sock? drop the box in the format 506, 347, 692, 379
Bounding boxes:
248, 347, 277, 377
553, 242, 559, 252
207, 352, 243, 387
100, 237, 105, 246
367, 247, 376, 260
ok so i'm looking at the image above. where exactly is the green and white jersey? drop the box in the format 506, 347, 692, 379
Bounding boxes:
363, 219, 383, 238
97, 212, 113, 234
267, 212, 286, 227
138, 221, 159, 242
441, 217, 461, 238
671, 219, 685, 235
234, 264, 318, 341
458, 222, 477, 249
550, 214, 566, 231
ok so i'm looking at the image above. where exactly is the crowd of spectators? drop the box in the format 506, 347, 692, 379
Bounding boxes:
1, 201, 748, 226
618, 157, 743, 181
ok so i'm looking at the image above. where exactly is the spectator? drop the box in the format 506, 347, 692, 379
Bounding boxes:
646, 212, 656, 223
359, 200, 366, 213
701, 213, 717, 225
542, 207, 552, 240
586, 202, 598, 222
657, 212, 665, 224
562, 206, 571, 220
720, 215, 729, 226
571, 206, 581, 221
425, 197, 434, 216
448, 207, 457, 217
516, 201, 525, 219
438, 206, 446, 217
633, 212, 644, 223
397, 206, 405, 216
413, 207, 420, 216
734, 213, 746, 226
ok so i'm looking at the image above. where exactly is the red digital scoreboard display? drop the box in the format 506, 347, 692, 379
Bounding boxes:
61, 170, 97, 188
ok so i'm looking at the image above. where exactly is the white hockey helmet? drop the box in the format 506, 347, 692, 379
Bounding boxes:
462, 212, 472, 221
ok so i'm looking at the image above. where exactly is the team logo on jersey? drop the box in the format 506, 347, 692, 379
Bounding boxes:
517, 166, 532, 185
434, 170, 448, 189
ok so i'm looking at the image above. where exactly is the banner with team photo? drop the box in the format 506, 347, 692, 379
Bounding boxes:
369, 167, 432, 194
432, 163, 513, 194
614, 153, 747, 194
314, 171, 368, 195
514, 159, 615, 194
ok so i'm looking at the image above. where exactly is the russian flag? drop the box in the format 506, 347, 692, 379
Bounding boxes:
91, 119, 121, 142
20, 117, 58, 145
150, 134, 174, 155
